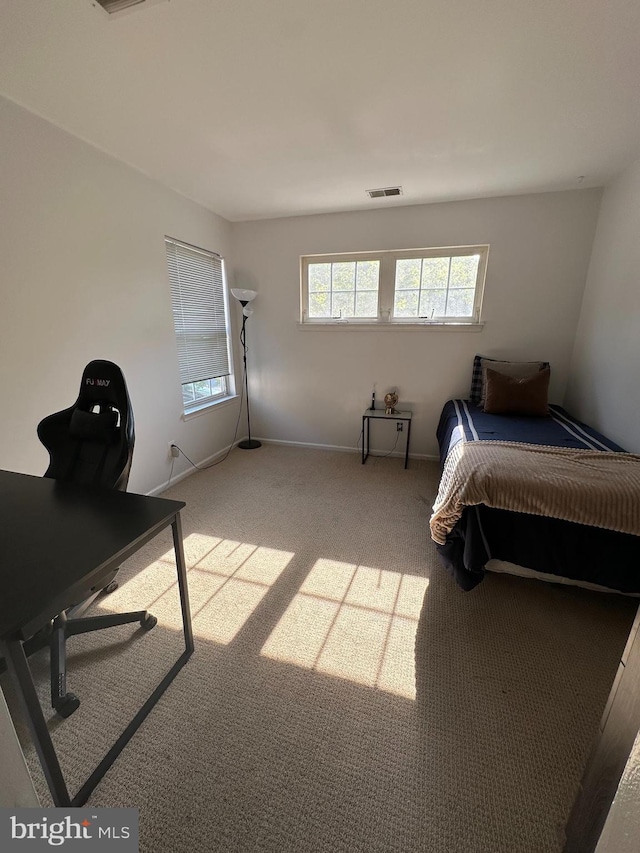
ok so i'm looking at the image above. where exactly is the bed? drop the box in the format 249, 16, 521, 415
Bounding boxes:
431, 359, 640, 594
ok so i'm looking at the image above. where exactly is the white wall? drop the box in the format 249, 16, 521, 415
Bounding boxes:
564, 155, 640, 453
232, 190, 602, 457
0, 96, 240, 495
0, 92, 609, 476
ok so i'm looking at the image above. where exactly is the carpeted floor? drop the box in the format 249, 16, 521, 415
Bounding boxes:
3, 445, 636, 852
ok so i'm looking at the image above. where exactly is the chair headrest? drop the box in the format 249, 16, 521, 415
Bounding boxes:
78, 360, 131, 409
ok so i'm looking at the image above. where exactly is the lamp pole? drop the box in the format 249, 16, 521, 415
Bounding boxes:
232, 289, 261, 450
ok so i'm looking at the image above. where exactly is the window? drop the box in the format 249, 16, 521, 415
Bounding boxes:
166, 237, 234, 412
307, 258, 380, 320
301, 245, 488, 326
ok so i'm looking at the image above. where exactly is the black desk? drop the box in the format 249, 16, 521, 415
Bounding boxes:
0, 469, 193, 807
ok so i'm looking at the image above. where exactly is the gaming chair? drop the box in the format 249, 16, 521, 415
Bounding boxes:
30, 360, 157, 718
38, 359, 135, 490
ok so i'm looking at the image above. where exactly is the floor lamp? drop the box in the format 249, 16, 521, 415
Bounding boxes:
231, 288, 262, 449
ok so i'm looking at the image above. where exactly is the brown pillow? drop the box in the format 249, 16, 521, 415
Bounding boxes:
480, 359, 546, 406
483, 366, 550, 416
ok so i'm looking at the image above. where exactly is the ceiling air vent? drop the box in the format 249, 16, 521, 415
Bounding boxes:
366, 186, 403, 199
93, 0, 168, 16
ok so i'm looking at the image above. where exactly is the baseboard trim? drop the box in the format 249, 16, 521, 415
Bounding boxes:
148, 437, 438, 495
255, 436, 439, 462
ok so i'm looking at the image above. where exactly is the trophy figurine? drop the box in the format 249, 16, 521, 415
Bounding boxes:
384, 391, 399, 414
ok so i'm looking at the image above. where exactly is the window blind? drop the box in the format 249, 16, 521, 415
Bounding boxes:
166, 238, 230, 385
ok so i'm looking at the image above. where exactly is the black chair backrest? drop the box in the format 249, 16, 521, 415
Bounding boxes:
37, 360, 135, 491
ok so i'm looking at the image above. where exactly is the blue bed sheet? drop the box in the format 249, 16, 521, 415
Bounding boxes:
437, 400, 624, 465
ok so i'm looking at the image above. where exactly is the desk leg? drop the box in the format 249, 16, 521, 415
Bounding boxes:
362, 416, 369, 465
1, 638, 71, 807
405, 418, 411, 469
1, 513, 195, 809
73, 513, 194, 805
172, 512, 194, 654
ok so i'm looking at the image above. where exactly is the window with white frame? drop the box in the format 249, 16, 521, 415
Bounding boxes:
301, 245, 488, 326
165, 237, 234, 412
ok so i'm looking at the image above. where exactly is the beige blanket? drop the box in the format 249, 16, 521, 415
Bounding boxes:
430, 440, 640, 545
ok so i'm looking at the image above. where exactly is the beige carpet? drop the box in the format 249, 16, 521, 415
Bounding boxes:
3, 445, 636, 853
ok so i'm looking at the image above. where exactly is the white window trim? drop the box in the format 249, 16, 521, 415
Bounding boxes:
182, 393, 240, 421
300, 244, 489, 328
182, 378, 233, 416
297, 321, 485, 332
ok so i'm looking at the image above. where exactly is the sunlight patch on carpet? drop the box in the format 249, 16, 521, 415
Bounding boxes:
95, 533, 294, 644
260, 558, 429, 699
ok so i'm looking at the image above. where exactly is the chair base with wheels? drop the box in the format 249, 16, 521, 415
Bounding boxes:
14, 580, 158, 718
49, 609, 157, 718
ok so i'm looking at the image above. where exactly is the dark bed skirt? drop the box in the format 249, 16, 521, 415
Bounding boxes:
436, 506, 640, 593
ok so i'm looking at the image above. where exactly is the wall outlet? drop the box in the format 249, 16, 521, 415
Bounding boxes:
168, 440, 179, 458
396, 422, 403, 431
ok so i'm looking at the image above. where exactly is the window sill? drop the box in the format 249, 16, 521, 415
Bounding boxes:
297, 321, 485, 332
182, 394, 240, 421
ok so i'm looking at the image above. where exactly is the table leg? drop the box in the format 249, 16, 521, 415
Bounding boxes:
172, 512, 194, 654
72, 515, 194, 805
362, 416, 367, 464
2, 513, 195, 809
1, 637, 71, 806
405, 418, 411, 469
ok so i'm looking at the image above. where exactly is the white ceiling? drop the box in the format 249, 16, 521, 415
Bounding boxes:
1, 0, 640, 221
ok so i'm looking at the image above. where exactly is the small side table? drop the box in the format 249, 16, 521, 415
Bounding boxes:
362, 409, 413, 469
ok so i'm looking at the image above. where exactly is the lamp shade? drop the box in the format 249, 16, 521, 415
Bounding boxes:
231, 288, 257, 303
